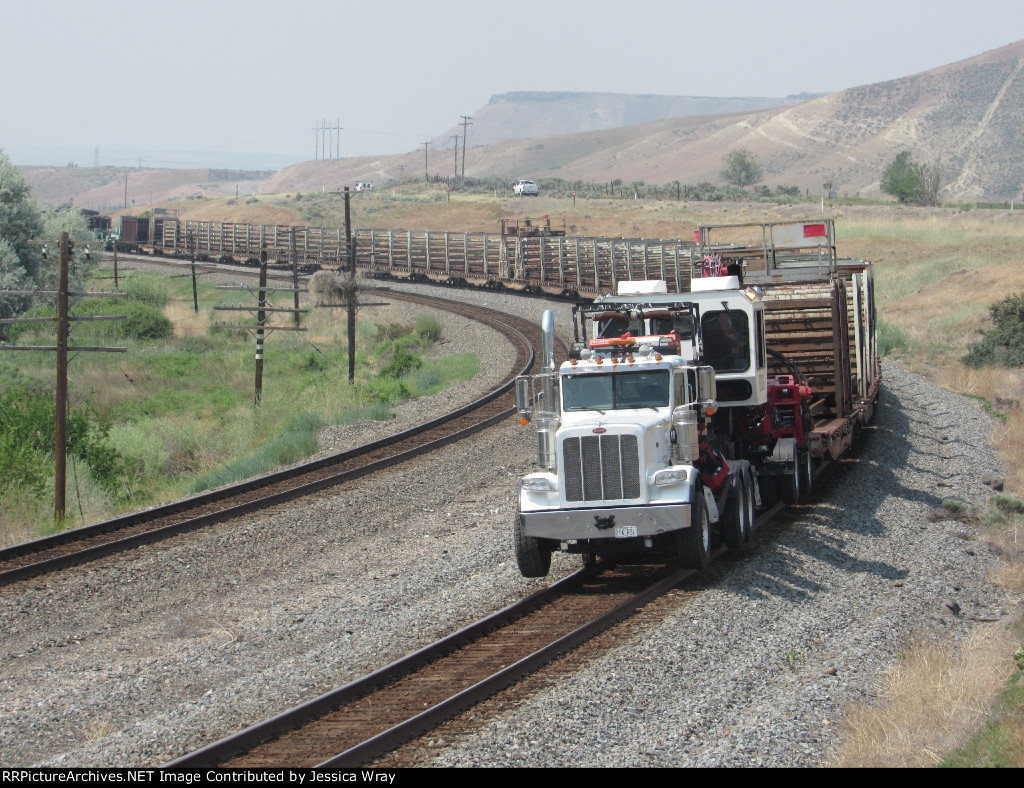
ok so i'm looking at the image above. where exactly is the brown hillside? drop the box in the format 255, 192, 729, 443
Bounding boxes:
19, 39, 1024, 207
264, 39, 1024, 201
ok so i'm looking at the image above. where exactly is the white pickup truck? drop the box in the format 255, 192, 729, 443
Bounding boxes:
513, 180, 539, 196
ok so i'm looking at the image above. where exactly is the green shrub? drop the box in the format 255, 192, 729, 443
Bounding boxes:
964, 293, 1024, 368
415, 315, 442, 341
413, 366, 442, 391
379, 346, 422, 379
375, 321, 412, 341
119, 301, 174, 340
878, 317, 909, 356
122, 278, 169, 308
992, 494, 1024, 516
365, 376, 412, 404
941, 498, 970, 516
0, 386, 129, 500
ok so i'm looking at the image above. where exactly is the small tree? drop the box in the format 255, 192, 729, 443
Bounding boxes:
880, 150, 942, 206
720, 148, 763, 188
917, 156, 942, 207
880, 151, 921, 204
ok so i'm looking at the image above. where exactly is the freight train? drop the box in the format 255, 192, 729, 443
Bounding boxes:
107, 213, 703, 297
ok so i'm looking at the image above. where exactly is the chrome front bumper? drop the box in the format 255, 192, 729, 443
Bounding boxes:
520, 504, 691, 541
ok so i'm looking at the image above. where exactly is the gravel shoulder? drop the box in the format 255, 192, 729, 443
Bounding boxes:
0, 284, 1015, 767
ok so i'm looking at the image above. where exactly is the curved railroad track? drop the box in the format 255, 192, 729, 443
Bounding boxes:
0, 289, 567, 586
168, 504, 783, 769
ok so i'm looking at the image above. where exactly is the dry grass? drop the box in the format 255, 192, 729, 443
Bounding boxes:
0, 494, 51, 548
935, 365, 1024, 494
166, 301, 215, 338
989, 525, 1024, 595
830, 626, 1021, 767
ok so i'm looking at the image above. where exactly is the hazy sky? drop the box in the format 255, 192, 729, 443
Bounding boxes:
3, 0, 1024, 168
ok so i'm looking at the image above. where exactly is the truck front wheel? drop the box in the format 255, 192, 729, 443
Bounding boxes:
677, 495, 710, 570
514, 515, 552, 578
721, 473, 752, 550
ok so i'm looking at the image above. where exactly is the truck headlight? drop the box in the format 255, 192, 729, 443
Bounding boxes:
653, 468, 689, 486
521, 478, 554, 492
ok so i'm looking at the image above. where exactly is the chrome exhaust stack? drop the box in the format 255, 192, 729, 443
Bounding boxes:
535, 310, 560, 471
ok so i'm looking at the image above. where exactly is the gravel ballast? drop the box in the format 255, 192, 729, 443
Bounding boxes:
0, 283, 1015, 767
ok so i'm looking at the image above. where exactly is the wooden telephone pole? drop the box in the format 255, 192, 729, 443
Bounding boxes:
215, 250, 308, 406
0, 232, 126, 522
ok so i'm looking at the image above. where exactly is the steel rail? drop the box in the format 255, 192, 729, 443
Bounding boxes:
0, 292, 551, 585
167, 506, 783, 768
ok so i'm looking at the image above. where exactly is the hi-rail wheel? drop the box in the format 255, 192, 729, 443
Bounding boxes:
799, 449, 813, 495
781, 455, 802, 505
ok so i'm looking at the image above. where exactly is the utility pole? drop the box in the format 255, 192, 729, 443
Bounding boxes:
255, 254, 267, 405
451, 135, 459, 179
214, 254, 307, 406
344, 187, 357, 383
422, 141, 430, 182
290, 226, 301, 327
312, 190, 388, 384
459, 115, 472, 177
188, 231, 199, 313
0, 233, 126, 523
54, 235, 69, 519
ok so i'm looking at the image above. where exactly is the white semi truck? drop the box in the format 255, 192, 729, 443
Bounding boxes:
513, 221, 879, 577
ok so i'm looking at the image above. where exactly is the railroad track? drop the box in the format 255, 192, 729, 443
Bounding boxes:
168, 504, 783, 769
0, 289, 564, 586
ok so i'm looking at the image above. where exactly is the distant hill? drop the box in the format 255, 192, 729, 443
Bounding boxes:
20, 39, 1024, 207
430, 91, 813, 148
19, 166, 271, 209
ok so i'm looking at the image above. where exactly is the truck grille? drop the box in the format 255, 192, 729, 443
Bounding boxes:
563, 434, 641, 502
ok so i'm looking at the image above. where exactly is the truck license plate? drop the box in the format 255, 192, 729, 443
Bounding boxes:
614, 526, 638, 539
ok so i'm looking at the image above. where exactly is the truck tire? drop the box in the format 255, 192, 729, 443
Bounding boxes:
514, 515, 552, 578
677, 494, 710, 570
757, 473, 778, 508
743, 471, 757, 535
720, 475, 750, 550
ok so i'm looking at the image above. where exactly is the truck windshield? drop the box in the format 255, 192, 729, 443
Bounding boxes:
562, 370, 670, 411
